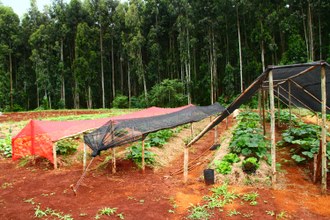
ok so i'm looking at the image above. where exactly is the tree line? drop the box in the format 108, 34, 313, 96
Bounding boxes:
0, 0, 329, 111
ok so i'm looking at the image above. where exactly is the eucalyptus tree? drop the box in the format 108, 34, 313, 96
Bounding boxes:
0, 6, 20, 111
125, 0, 148, 104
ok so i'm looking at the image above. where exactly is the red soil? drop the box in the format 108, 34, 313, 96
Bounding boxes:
0, 112, 329, 220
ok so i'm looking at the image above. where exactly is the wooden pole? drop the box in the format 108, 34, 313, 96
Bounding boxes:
289, 81, 292, 129
190, 123, 194, 137
262, 89, 266, 135
83, 143, 86, 171
277, 86, 281, 127
112, 148, 116, 174
269, 70, 276, 186
142, 136, 145, 174
183, 145, 189, 183
53, 143, 57, 169
320, 65, 327, 194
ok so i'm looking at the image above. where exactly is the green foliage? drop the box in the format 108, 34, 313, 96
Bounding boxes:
280, 122, 330, 164
126, 142, 155, 168
113, 95, 129, 108
0, 130, 12, 158
56, 138, 78, 155
147, 129, 173, 147
242, 157, 260, 174
98, 207, 117, 216
148, 79, 187, 108
229, 111, 269, 159
188, 204, 211, 220
222, 153, 240, 164
241, 192, 259, 205
214, 160, 232, 175
275, 110, 298, 125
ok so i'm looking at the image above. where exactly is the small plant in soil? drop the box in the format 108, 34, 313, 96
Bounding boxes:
277, 210, 288, 219
214, 160, 232, 175
241, 191, 259, 203
266, 210, 275, 216
227, 209, 241, 217
188, 204, 212, 220
98, 207, 117, 216
222, 153, 240, 164
0, 129, 12, 158
242, 157, 260, 174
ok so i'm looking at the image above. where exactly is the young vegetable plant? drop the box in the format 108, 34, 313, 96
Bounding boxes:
126, 142, 156, 168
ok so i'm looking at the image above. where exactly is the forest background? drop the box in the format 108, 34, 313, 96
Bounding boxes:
0, 0, 329, 111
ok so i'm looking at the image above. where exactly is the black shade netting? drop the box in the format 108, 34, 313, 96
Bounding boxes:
84, 103, 225, 156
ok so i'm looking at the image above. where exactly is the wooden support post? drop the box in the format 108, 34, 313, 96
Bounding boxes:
53, 143, 57, 169
112, 148, 116, 174
277, 86, 281, 127
83, 143, 87, 171
183, 145, 189, 183
226, 118, 228, 130
289, 81, 292, 129
320, 65, 327, 194
269, 70, 276, 186
214, 126, 218, 144
262, 89, 266, 135
258, 89, 262, 124
142, 136, 145, 174
190, 123, 194, 137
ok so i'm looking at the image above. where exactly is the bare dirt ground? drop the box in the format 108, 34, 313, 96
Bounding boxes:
0, 111, 330, 220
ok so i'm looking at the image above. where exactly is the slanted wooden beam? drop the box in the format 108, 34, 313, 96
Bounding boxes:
320, 65, 327, 194
53, 143, 57, 169
183, 145, 189, 183
142, 136, 145, 174
112, 148, 116, 174
288, 81, 292, 129
269, 70, 276, 186
83, 143, 87, 171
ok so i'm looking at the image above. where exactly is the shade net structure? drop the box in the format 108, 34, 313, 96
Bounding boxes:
84, 103, 225, 156
188, 61, 330, 147
12, 105, 192, 163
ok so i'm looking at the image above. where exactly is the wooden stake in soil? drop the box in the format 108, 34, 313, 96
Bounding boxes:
262, 89, 266, 135
269, 70, 276, 186
288, 81, 292, 129
112, 148, 116, 174
190, 123, 194, 137
53, 143, 57, 169
142, 136, 145, 174
320, 65, 327, 194
183, 145, 189, 183
277, 86, 281, 126
83, 143, 87, 171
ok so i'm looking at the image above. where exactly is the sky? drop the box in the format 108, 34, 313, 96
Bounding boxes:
1, 0, 67, 19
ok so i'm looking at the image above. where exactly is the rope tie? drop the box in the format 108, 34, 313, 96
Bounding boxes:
71, 157, 95, 196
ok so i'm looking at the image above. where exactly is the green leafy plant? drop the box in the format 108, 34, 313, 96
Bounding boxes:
227, 209, 241, 217
242, 157, 260, 174
112, 94, 129, 108
98, 207, 117, 216
242, 191, 259, 205
147, 129, 173, 147
188, 204, 211, 220
222, 153, 240, 164
56, 138, 79, 155
214, 160, 232, 175
0, 129, 12, 158
126, 142, 155, 168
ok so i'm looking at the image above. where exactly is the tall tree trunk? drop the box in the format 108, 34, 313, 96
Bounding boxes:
140, 48, 148, 104
88, 85, 92, 109
9, 51, 13, 111
100, 26, 105, 108
212, 29, 217, 100
60, 38, 65, 108
74, 80, 79, 109
225, 15, 230, 64
302, 7, 309, 61
318, 0, 322, 60
111, 38, 115, 103
237, 6, 243, 93
308, 0, 314, 61
128, 61, 131, 108
209, 28, 214, 104
120, 52, 124, 92
186, 28, 191, 104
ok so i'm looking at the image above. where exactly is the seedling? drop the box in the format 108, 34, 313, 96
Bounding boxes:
98, 207, 117, 216
266, 210, 275, 216
188, 204, 211, 220
227, 209, 241, 217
